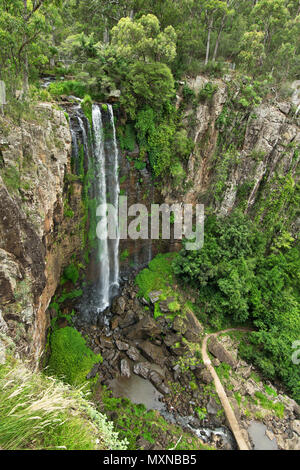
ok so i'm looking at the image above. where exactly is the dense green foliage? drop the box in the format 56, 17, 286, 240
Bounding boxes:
135, 252, 177, 301
47, 327, 102, 386
173, 212, 300, 401
2, 1, 299, 181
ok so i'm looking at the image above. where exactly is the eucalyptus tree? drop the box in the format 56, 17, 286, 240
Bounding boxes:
0, 0, 61, 93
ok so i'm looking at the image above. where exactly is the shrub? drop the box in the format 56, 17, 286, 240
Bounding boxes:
126, 62, 175, 113
82, 94, 93, 126
62, 263, 80, 285
48, 80, 87, 99
168, 301, 181, 312
120, 249, 129, 261
198, 82, 218, 102
135, 253, 177, 300
182, 84, 196, 103
134, 160, 146, 170
118, 123, 136, 152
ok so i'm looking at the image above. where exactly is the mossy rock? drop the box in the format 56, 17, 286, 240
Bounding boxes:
47, 327, 102, 386
172, 316, 187, 335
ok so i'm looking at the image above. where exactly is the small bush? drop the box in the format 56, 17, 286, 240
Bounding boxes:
182, 84, 196, 103
120, 249, 129, 261
82, 94, 93, 126
62, 263, 80, 285
135, 253, 177, 301
48, 80, 87, 99
134, 159, 146, 170
118, 123, 136, 152
168, 301, 181, 312
198, 82, 218, 103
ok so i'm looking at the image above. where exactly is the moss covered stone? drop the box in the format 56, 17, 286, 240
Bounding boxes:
47, 327, 102, 386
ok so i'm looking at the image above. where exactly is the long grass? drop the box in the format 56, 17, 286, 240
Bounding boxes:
0, 360, 127, 450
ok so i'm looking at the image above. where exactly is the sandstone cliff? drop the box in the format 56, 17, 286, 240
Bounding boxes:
0, 103, 83, 362
164, 75, 299, 236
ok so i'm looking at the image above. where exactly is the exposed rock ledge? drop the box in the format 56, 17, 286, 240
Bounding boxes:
0, 104, 81, 361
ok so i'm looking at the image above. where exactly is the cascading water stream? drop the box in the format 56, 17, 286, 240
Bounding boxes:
92, 105, 110, 311
92, 104, 120, 312
107, 104, 120, 292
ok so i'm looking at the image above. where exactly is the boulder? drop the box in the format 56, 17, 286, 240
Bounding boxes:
265, 429, 275, 441
244, 379, 260, 397
183, 311, 203, 342
120, 359, 131, 378
149, 370, 170, 395
126, 345, 142, 362
278, 102, 291, 115
138, 341, 166, 367
207, 397, 221, 415
111, 296, 126, 316
213, 358, 221, 367
172, 316, 187, 335
163, 332, 181, 348
118, 310, 137, 329
173, 364, 181, 381
133, 362, 151, 379
126, 315, 161, 340
241, 365, 252, 379
115, 339, 129, 351
198, 369, 213, 385
108, 89, 121, 101
100, 336, 114, 349
86, 362, 100, 380
291, 420, 300, 436
148, 291, 162, 304
0, 310, 8, 334
111, 316, 119, 330
208, 337, 237, 368
0, 339, 6, 365
0, 249, 22, 306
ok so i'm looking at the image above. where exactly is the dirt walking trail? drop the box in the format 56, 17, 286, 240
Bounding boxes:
201, 329, 251, 450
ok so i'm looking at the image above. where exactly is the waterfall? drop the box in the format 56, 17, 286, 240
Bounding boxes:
108, 104, 120, 292
78, 115, 91, 163
68, 103, 120, 318
92, 104, 120, 312
71, 129, 79, 173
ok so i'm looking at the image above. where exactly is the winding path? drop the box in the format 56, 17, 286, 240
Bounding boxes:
201, 329, 251, 451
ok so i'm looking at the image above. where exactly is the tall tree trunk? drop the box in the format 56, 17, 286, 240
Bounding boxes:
212, 14, 226, 62
23, 0, 29, 94
205, 17, 214, 65
103, 16, 109, 43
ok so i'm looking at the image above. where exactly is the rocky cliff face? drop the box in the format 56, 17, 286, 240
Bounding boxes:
0, 104, 82, 362
164, 75, 299, 235
0, 77, 299, 362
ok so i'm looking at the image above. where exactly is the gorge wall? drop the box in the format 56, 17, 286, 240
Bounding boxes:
0, 104, 83, 362
0, 74, 299, 362
164, 75, 299, 236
